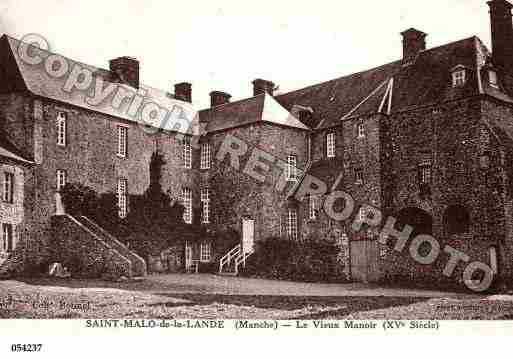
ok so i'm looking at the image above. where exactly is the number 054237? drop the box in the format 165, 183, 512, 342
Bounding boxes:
11, 344, 43, 352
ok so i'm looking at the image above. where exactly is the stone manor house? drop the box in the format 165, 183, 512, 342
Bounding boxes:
1, 1, 513, 287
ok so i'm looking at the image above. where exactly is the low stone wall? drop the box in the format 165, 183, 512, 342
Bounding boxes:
379, 233, 497, 291
79, 216, 147, 277
50, 215, 132, 279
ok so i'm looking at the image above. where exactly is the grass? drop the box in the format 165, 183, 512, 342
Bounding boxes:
1, 277, 512, 319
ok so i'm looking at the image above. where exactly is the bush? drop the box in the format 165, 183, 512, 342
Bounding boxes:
242, 235, 348, 283
60, 183, 120, 233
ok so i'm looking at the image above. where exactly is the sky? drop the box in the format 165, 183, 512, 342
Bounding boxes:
0, 0, 494, 108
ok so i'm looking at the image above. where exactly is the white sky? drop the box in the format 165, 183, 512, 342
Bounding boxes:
0, 0, 493, 108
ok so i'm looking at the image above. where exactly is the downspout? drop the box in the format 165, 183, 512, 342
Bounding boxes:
307, 131, 312, 163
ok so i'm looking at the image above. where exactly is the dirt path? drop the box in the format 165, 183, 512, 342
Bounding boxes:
2, 275, 508, 319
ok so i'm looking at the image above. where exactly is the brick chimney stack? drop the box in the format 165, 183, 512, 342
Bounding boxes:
210, 91, 231, 107
174, 82, 192, 103
488, 0, 513, 71
401, 28, 427, 62
109, 56, 140, 88
252, 78, 275, 96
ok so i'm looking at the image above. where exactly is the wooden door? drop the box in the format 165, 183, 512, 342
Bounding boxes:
350, 239, 379, 283
242, 219, 255, 254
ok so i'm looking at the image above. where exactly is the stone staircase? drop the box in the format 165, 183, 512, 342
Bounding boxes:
51, 214, 147, 279
78, 216, 147, 277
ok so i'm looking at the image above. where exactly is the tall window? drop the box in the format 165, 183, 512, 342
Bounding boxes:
308, 194, 318, 220
182, 188, 192, 224
117, 178, 128, 218
326, 133, 336, 158
3, 172, 14, 204
183, 136, 192, 169
355, 168, 363, 184
200, 242, 212, 262
452, 69, 466, 87
419, 161, 432, 185
117, 125, 128, 158
287, 155, 297, 182
357, 123, 366, 138
201, 188, 210, 224
2, 223, 13, 253
489, 70, 498, 88
57, 112, 67, 146
287, 209, 298, 240
200, 142, 211, 170
56, 170, 66, 191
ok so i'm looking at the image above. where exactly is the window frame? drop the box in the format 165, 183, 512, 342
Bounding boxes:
357, 123, 366, 139
200, 142, 211, 170
56, 112, 67, 147
200, 242, 212, 262
182, 187, 192, 224
489, 70, 499, 88
419, 162, 432, 185
201, 188, 210, 224
326, 132, 336, 158
117, 125, 128, 158
2, 223, 13, 253
452, 69, 466, 87
117, 178, 128, 219
287, 154, 298, 182
308, 194, 318, 220
183, 136, 192, 169
355, 168, 363, 185
56, 169, 67, 192
287, 208, 298, 240
3, 172, 14, 204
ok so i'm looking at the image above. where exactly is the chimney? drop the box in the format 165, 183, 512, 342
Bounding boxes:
252, 78, 275, 96
209, 91, 231, 107
488, 0, 513, 71
401, 28, 427, 62
174, 82, 192, 103
109, 56, 139, 88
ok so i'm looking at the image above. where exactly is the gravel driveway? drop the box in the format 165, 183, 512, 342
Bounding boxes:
2, 274, 510, 319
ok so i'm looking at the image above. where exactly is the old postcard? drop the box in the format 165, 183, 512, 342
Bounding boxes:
0, 0, 512, 356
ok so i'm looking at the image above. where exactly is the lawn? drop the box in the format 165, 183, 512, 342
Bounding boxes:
1, 276, 513, 320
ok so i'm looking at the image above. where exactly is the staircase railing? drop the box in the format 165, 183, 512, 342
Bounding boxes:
219, 244, 241, 273
234, 250, 254, 275
79, 216, 147, 277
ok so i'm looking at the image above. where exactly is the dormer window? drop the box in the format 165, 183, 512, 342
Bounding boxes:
452, 68, 466, 88
489, 70, 499, 88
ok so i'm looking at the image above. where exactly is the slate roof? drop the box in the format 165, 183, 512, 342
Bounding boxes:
199, 93, 309, 133
200, 36, 506, 135
0, 130, 33, 164
0, 35, 199, 135
276, 36, 513, 195
276, 37, 494, 130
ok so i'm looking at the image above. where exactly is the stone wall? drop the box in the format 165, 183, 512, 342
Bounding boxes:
50, 215, 132, 279
379, 97, 499, 288
204, 123, 309, 244
1, 93, 198, 268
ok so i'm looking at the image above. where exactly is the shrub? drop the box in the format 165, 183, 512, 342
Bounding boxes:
242, 235, 348, 283
60, 183, 120, 233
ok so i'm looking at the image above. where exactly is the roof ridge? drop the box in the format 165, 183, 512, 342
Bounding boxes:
4, 34, 182, 102
200, 93, 265, 112
277, 36, 481, 101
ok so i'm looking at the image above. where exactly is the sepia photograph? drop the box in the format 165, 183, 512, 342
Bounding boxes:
1, 1, 513, 351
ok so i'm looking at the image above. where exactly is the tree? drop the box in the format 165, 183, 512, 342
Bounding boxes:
60, 182, 120, 233
121, 152, 185, 258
